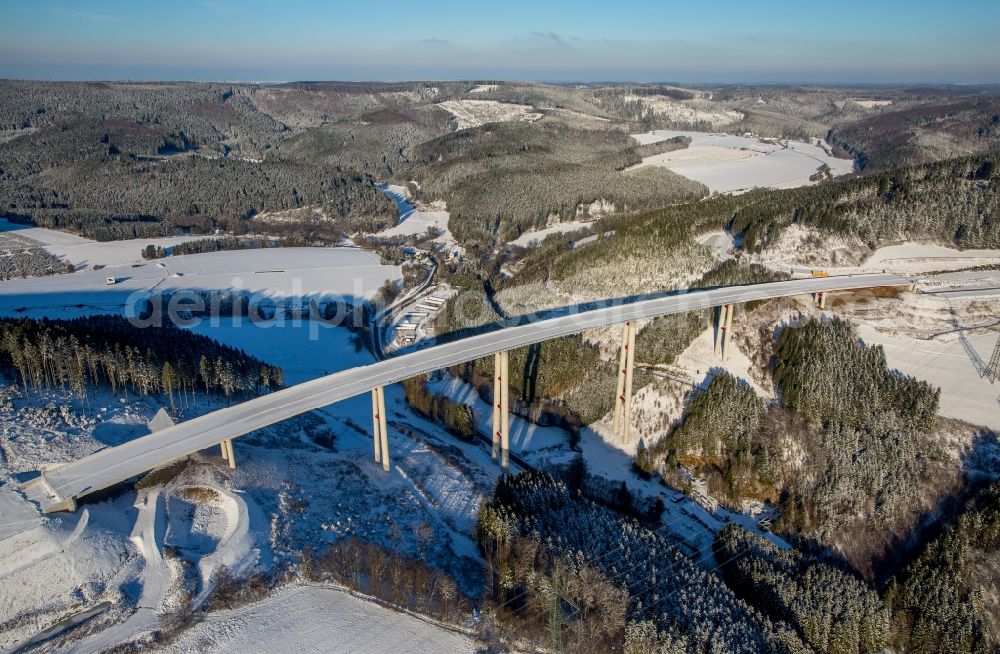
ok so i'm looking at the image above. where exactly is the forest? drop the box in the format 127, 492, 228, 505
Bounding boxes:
633, 318, 945, 569
0, 232, 72, 279
0, 316, 283, 406
0, 81, 398, 240
475, 470, 1000, 654
3, 80, 997, 252
715, 524, 889, 654
477, 470, 811, 654
884, 478, 1000, 653
139, 235, 303, 259
773, 318, 939, 431
828, 95, 1000, 170
401, 118, 707, 250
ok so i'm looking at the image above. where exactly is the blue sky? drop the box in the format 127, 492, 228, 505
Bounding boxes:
1, 0, 998, 82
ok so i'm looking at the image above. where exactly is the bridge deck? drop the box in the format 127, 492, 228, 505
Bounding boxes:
30, 274, 910, 511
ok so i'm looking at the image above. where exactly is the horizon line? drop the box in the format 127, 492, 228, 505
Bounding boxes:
3, 76, 1000, 88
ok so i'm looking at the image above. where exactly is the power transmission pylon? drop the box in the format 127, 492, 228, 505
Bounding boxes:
988, 335, 1000, 383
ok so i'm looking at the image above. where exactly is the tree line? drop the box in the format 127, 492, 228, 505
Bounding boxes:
0, 316, 283, 407
140, 235, 298, 259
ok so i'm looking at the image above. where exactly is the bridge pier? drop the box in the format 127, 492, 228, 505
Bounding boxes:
224, 439, 236, 469
814, 291, 826, 309
715, 304, 735, 361
220, 442, 228, 462
492, 351, 510, 470
714, 304, 728, 357
612, 321, 636, 441
492, 352, 501, 461
721, 303, 734, 362
372, 386, 389, 471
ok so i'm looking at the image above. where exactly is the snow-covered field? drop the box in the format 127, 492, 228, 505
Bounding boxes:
160, 584, 477, 654
436, 99, 542, 129
628, 130, 855, 193
0, 219, 222, 270
375, 184, 458, 249
0, 247, 400, 318
849, 98, 893, 108
508, 220, 592, 248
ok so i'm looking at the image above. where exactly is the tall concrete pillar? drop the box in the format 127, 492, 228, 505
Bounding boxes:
220, 442, 228, 462
714, 304, 729, 357
612, 322, 630, 437
492, 352, 502, 461
622, 321, 636, 442
500, 350, 510, 470
372, 388, 382, 464
224, 439, 236, 469
721, 303, 735, 362
818, 291, 826, 310
376, 385, 389, 472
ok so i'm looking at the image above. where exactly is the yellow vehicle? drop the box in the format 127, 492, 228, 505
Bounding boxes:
810, 270, 829, 278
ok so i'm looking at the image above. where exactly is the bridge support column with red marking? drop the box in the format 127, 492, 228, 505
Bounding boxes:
623, 321, 636, 442
612, 322, 628, 436
613, 321, 636, 441
492, 352, 501, 461
491, 350, 510, 470
372, 386, 390, 471
372, 389, 382, 465
224, 439, 236, 469
378, 386, 390, 472
814, 291, 826, 309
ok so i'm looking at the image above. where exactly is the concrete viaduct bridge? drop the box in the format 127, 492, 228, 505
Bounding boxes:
24, 273, 910, 512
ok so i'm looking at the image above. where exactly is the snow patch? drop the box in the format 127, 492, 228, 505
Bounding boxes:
628, 130, 854, 193
160, 584, 478, 653
437, 99, 542, 130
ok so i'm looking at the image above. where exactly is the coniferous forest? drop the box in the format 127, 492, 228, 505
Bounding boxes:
0, 316, 283, 404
